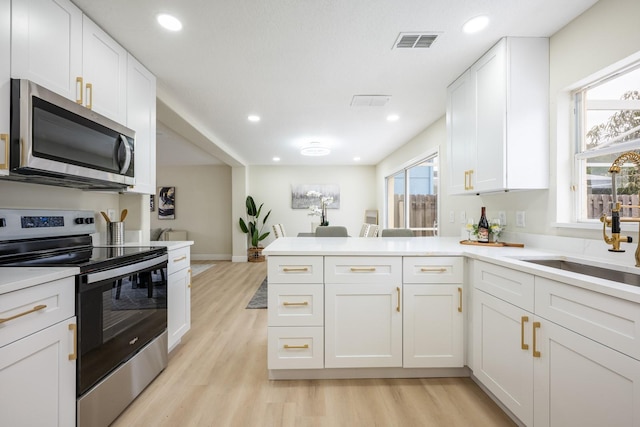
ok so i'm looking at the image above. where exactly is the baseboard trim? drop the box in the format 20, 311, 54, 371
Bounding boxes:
269, 366, 470, 380
191, 254, 232, 261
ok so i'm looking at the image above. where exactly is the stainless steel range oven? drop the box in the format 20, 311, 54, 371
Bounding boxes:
0, 209, 168, 427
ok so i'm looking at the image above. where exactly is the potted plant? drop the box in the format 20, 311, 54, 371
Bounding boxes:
239, 195, 271, 262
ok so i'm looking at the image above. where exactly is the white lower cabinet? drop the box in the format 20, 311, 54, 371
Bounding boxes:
473, 260, 640, 426
0, 276, 76, 427
534, 319, 640, 427
473, 289, 534, 425
403, 284, 464, 368
325, 282, 402, 368
167, 245, 191, 351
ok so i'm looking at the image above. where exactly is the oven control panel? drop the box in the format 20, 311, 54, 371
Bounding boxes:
0, 209, 97, 240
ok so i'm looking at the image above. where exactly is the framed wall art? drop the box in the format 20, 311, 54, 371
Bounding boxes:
158, 186, 175, 220
291, 184, 340, 209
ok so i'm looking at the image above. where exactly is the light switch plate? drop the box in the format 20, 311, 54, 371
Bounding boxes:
516, 211, 525, 227
498, 211, 507, 226
107, 209, 116, 222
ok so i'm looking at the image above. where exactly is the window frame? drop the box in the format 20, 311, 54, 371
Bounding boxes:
572, 61, 640, 224
384, 152, 439, 236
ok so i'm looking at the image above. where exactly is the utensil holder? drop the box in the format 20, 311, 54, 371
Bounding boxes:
107, 221, 125, 245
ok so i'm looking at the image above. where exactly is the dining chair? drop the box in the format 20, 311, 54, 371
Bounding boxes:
359, 223, 370, 237
380, 228, 414, 237
315, 226, 349, 237
272, 223, 286, 238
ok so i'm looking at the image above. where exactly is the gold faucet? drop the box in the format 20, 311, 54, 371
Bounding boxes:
600, 151, 640, 267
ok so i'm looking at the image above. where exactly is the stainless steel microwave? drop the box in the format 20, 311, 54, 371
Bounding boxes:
7, 79, 135, 190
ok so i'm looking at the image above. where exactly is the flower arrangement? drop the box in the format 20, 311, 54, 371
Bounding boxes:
466, 219, 504, 242
307, 190, 333, 226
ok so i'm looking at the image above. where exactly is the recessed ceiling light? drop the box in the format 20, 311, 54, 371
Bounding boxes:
354, 157, 361, 162
387, 114, 400, 122
248, 115, 261, 122
301, 142, 330, 156
273, 157, 280, 162
157, 13, 182, 32
463, 15, 489, 34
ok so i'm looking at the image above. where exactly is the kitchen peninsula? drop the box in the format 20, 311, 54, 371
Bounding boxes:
263, 236, 640, 426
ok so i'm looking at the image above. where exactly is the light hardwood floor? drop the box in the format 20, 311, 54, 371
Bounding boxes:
111, 261, 516, 427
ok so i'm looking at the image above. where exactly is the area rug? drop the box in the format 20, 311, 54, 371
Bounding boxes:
191, 263, 215, 277
246, 277, 267, 309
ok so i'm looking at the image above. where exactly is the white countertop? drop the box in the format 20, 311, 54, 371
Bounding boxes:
263, 236, 640, 303
0, 267, 79, 295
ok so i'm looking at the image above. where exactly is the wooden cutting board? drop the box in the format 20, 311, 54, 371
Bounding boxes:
460, 240, 525, 248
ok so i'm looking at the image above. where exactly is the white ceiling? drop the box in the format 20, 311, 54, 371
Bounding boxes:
73, 0, 599, 167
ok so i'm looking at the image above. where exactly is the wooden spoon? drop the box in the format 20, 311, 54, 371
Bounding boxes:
100, 211, 111, 223
120, 209, 128, 222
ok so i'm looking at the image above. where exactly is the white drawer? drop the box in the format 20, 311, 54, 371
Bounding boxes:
268, 284, 323, 327
473, 261, 534, 312
0, 277, 75, 348
324, 256, 402, 284
535, 277, 640, 360
167, 246, 190, 275
268, 326, 324, 369
403, 257, 464, 284
267, 256, 323, 284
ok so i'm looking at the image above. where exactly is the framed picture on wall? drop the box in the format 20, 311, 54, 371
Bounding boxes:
158, 187, 175, 220
291, 184, 340, 209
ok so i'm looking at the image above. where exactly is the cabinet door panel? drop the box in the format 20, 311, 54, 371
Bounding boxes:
0, 0, 9, 175
534, 319, 640, 427
446, 70, 475, 195
0, 318, 76, 427
325, 283, 402, 368
168, 267, 190, 351
473, 289, 533, 426
82, 16, 127, 123
11, 0, 82, 100
403, 285, 463, 367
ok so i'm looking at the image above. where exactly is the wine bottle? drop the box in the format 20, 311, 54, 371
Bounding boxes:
477, 207, 490, 243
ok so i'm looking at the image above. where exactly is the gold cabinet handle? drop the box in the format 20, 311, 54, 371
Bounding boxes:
85, 82, 93, 109
76, 77, 83, 104
0, 133, 8, 170
533, 321, 541, 358
420, 267, 447, 272
350, 267, 376, 272
173, 255, 187, 262
283, 267, 309, 272
521, 316, 529, 350
283, 301, 309, 306
468, 169, 474, 190
68, 323, 77, 361
188, 268, 192, 288
284, 344, 309, 349
464, 170, 469, 190
396, 287, 401, 312
0, 304, 47, 324
457, 287, 462, 313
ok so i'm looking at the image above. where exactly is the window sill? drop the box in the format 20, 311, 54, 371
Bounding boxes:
553, 221, 640, 232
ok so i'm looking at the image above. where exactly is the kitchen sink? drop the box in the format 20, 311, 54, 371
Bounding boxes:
521, 259, 640, 287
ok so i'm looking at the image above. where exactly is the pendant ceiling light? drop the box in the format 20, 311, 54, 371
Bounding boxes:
301, 142, 330, 156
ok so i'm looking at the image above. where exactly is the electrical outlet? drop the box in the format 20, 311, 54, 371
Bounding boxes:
449, 211, 455, 223
516, 211, 526, 227
107, 209, 116, 222
498, 211, 507, 226
460, 211, 466, 223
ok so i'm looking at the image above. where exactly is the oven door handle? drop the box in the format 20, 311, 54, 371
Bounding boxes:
86, 254, 168, 284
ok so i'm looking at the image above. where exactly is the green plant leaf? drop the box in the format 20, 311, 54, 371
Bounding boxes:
239, 218, 249, 233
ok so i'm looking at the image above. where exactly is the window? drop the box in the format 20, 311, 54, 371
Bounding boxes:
385, 154, 438, 236
574, 63, 640, 221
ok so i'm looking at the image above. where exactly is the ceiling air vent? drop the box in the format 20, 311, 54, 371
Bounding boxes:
350, 95, 391, 107
393, 33, 439, 49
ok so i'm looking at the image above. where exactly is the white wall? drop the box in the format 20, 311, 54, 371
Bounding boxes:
152, 165, 232, 260
377, 0, 640, 240
247, 165, 377, 244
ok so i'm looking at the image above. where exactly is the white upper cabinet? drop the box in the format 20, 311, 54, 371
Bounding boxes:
447, 37, 549, 195
126, 54, 156, 194
0, 0, 9, 176
11, 0, 129, 124
11, 0, 82, 101
81, 16, 127, 123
